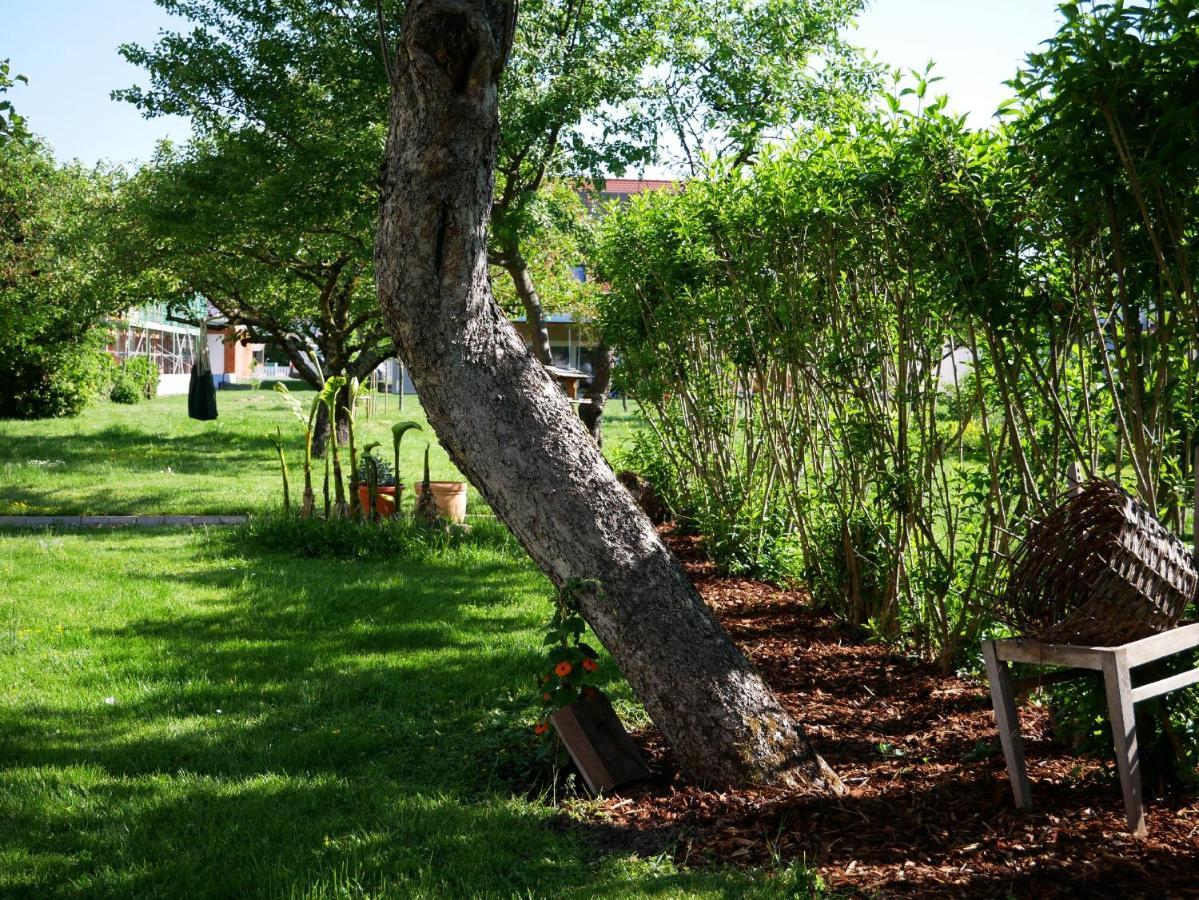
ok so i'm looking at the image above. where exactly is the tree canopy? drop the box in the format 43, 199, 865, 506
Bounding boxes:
117, 0, 869, 372
1, 129, 127, 417
0, 59, 28, 147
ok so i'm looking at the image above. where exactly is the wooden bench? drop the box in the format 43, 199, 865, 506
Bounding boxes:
982, 622, 1199, 835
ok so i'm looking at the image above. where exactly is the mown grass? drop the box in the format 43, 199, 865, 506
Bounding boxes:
0, 528, 821, 898
0, 387, 647, 517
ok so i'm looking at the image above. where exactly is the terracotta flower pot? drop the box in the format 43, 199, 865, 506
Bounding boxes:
413, 481, 468, 523
357, 484, 402, 518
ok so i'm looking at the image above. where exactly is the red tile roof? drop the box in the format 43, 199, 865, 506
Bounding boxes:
599, 178, 678, 195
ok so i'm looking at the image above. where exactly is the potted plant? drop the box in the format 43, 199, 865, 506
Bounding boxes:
413, 443, 468, 524
357, 447, 400, 518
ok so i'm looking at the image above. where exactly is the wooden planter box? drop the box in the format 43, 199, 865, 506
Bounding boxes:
550, 689, 650, 794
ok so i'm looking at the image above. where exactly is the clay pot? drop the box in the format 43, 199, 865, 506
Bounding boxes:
356, 484, 401, 518
413, 481, 467, 523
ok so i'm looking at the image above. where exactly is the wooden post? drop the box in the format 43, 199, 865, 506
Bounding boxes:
1192, 444, 1198, 559
1101, 649, 1146, 836
1067, 461, 1083, 497
549, 690, 650, 794
981, 640, 1032, 810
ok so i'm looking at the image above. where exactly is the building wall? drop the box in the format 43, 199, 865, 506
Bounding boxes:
208, 329, 263, 385
223, 338, 255, 379
207, 335, 226, 376
158, 374, 191, 396
512, 320, 598, 373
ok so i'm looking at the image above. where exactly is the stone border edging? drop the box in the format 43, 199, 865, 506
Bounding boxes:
0, 515, 248, 528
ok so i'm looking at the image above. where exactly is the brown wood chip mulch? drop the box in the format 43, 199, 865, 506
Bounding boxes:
557, 532, 1199, 898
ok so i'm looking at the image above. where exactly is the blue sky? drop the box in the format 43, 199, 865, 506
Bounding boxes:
851, 0, 1064, 126
4, 0, 1065, 168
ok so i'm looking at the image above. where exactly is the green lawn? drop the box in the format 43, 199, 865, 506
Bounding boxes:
0, 529, 815, 898
0, 393, 804, 896
0, 387, 647, 517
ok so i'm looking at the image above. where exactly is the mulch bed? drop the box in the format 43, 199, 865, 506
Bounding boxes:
559, 531, 1199, 897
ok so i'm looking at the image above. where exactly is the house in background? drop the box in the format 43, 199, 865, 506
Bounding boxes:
507, 177, 677, 393
512, 311, 598, 372
375, 310, 601, 399
106, 303, 203, 395
206, 319, 269, 387
590, 177, 677, 205
106, 303, 269, 394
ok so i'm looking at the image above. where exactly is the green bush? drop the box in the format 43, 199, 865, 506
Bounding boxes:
124, 356, 159, 399
805, 510, 891, 627
1047, 652, 1199, 793
1, 136, 127, 420
697, 500, 803, 585
612, 428, 684, 517
109, 375, 142, 405
92, 352, 119, 396
0, 343, 113, 419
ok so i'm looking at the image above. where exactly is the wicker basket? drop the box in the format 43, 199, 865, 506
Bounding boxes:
1001, 479, 1198, 645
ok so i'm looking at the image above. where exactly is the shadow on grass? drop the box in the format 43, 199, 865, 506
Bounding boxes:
3, 534, 773, 897
3, 424, 279, 477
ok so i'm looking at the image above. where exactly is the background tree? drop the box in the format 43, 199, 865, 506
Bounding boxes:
657, 0, 871, 171
116, 0, 393, 450
487, 0, 869, 441
0, 59, 28, 147
115, 131, 391, 451
1, 128, 126, 418
375, 0, 842, 790
121, 0, 866, 442
1006, 0, 1199, 518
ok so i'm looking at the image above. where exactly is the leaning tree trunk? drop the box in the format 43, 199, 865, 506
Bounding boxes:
311, 387, 352, 458
503, 246, 553, 365
579, 340, 613, 446
374, 0, 839, 792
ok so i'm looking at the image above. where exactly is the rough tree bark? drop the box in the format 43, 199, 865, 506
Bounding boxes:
311, 387, 354, 457
374, 0, 840, 791
579, 339, 613, 446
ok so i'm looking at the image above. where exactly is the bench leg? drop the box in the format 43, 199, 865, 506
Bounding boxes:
1101, 651, 1146, 836
982, 640, 1032, 810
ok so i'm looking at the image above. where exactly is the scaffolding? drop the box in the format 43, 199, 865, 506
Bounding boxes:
107, 303, 202, 375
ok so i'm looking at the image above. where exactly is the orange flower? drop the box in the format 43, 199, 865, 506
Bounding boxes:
582, 658, 599, 673
540, 675, 550, 684
534, 722, 548, 736
542, 692, 551, 702
554, 661, 572, 678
